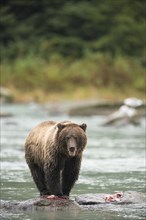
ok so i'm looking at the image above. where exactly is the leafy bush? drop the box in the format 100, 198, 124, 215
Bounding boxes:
0, 0, 145, 59
1, 53, 144, 97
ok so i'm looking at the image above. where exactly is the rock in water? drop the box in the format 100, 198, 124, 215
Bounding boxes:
0, 198, 80, 211
75, 191, 146, 206
0, 191, 145, 212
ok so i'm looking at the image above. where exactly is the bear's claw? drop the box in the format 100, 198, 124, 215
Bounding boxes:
46, 195, 68, 200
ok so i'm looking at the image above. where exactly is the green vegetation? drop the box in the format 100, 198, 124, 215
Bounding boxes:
0, 0, 145, 102
1, 53, 144, 102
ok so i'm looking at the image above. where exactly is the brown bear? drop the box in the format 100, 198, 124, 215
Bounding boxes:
24, 120, 87, 197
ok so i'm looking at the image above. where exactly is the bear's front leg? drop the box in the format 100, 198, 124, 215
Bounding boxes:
62, 156, 81, 196
44, 163, 63, 197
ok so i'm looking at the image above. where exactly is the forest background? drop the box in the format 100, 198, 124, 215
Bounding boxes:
0, 0, 145, 102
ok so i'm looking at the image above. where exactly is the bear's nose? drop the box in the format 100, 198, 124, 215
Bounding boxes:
69, 147, 75, 152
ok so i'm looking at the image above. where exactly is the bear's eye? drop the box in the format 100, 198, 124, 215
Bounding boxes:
72, 135, 78, 141
66, 135, 78, 142
74, 136, 78, 141
66, 136, 70, 141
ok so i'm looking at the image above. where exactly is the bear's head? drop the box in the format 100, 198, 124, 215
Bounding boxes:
56, 122, 87, 157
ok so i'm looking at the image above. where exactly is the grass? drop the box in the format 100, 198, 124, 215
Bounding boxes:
1, 53, 145, 102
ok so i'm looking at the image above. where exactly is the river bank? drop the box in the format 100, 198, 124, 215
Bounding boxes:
1, 87, 145, 117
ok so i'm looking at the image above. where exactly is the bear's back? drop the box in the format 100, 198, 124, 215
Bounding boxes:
25, 121, 59, 165
25, 121, 56, 146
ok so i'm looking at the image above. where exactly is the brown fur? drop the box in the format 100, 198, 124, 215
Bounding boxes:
25, 120, 87, 196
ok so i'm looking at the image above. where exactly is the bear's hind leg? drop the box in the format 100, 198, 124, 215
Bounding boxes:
28, 163, 50, 196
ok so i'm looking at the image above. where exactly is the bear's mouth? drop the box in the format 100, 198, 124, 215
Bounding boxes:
68, 147, 76, 156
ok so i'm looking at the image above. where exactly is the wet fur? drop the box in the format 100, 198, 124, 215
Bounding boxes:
25, 121, 87, 196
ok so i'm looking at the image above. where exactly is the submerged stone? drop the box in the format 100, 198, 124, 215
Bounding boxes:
75, 191, 146, 209
0, 198, 80, 211
0, 191, 145, 212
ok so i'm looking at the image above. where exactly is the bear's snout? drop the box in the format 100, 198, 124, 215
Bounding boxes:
67, 137, 77, 157
69, 147, 75, 152
68, 146, 77, 156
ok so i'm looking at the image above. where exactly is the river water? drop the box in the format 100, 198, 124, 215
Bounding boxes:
0, 103, 145, 220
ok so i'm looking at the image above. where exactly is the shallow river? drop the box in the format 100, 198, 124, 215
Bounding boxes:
0, 103, 145, 220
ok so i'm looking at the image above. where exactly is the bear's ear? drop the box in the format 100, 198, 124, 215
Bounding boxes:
79, 123, 87, 132
57, 123, 66, 131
